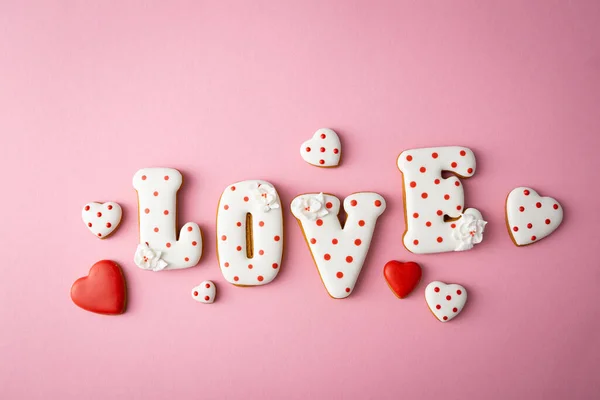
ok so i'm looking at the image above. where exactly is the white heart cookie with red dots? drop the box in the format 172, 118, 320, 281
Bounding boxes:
300, 128, 341, 167
81, 202, 122, 239
506, 187, 563, 246
191, 281, 216, 304
425, 281, 467, 322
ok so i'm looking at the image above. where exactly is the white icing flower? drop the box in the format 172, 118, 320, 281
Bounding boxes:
452, 213, 487, 251
253, 183, 280, 212
294, 193, 329, 221
134, 243, 168, 271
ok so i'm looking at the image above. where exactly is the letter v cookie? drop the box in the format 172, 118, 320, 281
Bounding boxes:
133, 168, 203, 271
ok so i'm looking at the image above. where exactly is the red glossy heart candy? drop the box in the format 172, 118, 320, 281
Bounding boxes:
383, 260, 422, 299
71, 260, 127, 315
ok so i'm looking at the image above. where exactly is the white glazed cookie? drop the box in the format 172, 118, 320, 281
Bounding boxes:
300, 128, 341, 167
132, 168, 203, 271
506, 187, 563, 246
291, 192, 386, 299
216, 180, 283, 286
81, 202, 122, 239
397, 146, 487, 254
425, 281, 467, 322
191, 281, 216, 304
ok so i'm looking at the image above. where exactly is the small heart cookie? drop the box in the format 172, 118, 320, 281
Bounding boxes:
71, 260, 127, 315
191, 281, 216, 304
383, 261, 422, 299
82, 202, 122, 239
300, 128, 341, 167
506, 187, 563, 246
425, 281, 467, 322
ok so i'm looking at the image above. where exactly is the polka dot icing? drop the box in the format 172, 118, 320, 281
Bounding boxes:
425, 281, 467, 322
191, 281, 216, 304
81, 202, 122, 239
300, 128, 342, 168
217, 180, 283, 286
506, 187, 563, 246
133, 168, 203, 271
397, 146, 486, 254
291, 192, 386, 299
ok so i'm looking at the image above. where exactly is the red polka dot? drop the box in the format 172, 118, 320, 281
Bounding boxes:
434, 287, 440, 292
166, 242, 171, 248
248, 264, 253, 269
420, 167, 426, 173
406, 155, 413, 161
231, 186, 236, 191
336, 272, 344, 279
437, 210, 443, 216
85, 205, 90, 211
187, 226, 192, 232
332, 238, 338, 245
326, 202, 333, 209
97, 233, 102, 237
467, 168, 473, 174
413, 213, 419, 218
545, 219, 551, 225
455, 181, 460, 187
141, 175, 147, 180
358, 220, 365, 227
184, 257, 189, 262
413, 239, 419, 245
436, 305, 441, 310
456, 205, 462, 211
204, 296, 210, 301
153, 191, 158, 197
205, 283, 210, 288
531, 236, 537, 241
374, 200, 382, 207
432, 152, 438, 159
320, 147, 325, 152
524, 189, 530, 195
456, 290, 462, 295
350, 200, 357, 206
305, 147, 311, 152
453, 307, 458, 313
345, 288, 351, 293
259, 221, 264, 227
409, 181, 417, 188
310, 238, 316, 244
274, 235, 280, 241
536, 202, 542, 208
421, 192, 428, 199
434, 179, 440, 185
553, 204, 559, 210
527, 223, 532, 229
97, 212, 102, 217
233, 276, 239, 281
154, 227, 159, 233
324, 254, 331, 261
243, 196, 249, 202
333, 148, 339, 154
443, 316, 448, 321
192, 241, 197, 246
346, 256, 353, 263
437, 237, 443, 243
224, 262, 229, 267
450, 223, 456, 228
426, 221, 431, 227
193, 291, 198, 296
316, 219, 323, 226
355, 239, 362, 246
107, 205, 113, 210
460, 150, 466, 156
519, 206, 525, 212
224, 205, 229, 210
236, 221, 241, 227
164, 210, 169, 215
446, 295, 451, 300
106, 222, 112, 228
145, 208, 150, 214
164, 176, 169, 181
236, 246, 242, 251
451, 162, 457, 168
88, 222, 92, 227
272, 263, 279, 269
319, 160, 325, 165
513, 226, 519, 232
444, 194, 450, 200
258, 250, 264, 255
320, 133, 326, 139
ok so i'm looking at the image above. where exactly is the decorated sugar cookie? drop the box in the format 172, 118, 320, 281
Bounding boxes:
81, 202, 122, 239
425, 281, 466, 322
71, 260, 127, 315
291, 192, 386, 299
191, 281, 216, 304
133, 168, 203, 271
383, 261, 422, 299
397, 146, 487, 254
506, 187, 563, 246
300, 128, 341, 167
216, 180, 283, 286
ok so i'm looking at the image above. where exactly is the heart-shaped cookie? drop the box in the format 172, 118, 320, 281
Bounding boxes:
506, 187, 563, 246
383, 261, 422, 298
71, 260, 127, 315
300, 128, 341, 167
425, 281, 466, 322
191, 281, 216, 303
82, 202, 122, 239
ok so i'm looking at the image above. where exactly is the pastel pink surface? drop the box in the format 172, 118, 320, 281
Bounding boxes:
1, 1, 599, 399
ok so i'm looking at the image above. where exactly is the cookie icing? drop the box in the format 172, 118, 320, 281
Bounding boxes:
397, 146, 487, 254
133, 168, 203, 271
191, 281, 216, 304
300, 128, 341, 167
81, 202, 122, 239
70, 260, 127, 315
291, 192, 386, 299
216, 180, 283, 286
506, 187, 563, 246
425, 281, 467, 322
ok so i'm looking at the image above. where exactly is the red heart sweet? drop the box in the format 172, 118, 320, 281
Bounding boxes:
383, 260, 422, 299
71, 260, 127, 315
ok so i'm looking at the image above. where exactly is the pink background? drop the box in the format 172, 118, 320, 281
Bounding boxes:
1, 1, 599, 399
